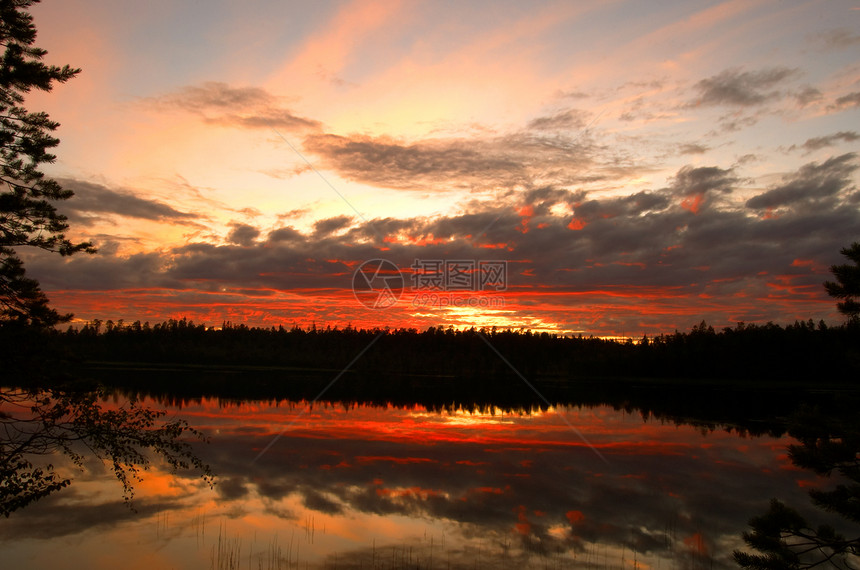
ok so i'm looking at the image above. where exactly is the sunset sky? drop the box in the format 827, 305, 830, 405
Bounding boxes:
20, 0, 860, 336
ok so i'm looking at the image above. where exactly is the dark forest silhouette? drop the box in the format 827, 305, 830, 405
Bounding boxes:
34, 317, 860, 385
2, 316, 854, 450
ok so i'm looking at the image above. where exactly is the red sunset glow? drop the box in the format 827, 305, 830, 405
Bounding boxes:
15, 1, 859, 337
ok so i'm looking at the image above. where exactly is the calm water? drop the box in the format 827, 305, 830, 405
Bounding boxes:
0, 396, 837, 569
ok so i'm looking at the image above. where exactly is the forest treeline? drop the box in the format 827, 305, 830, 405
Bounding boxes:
5, 317, 858, 385
3, 318, 859, 447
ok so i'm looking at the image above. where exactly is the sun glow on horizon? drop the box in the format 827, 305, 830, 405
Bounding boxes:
16, 0, 857, 338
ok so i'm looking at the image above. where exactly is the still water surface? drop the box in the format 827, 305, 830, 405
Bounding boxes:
0, 396, 830, 569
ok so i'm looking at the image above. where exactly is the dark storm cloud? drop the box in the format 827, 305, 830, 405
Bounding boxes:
344, 216, 417, 242
571, 190, 671, 224
788, 131, 859, 153
160, 239, 372, 292
420, 209, 519, 243
147, 82, 321, 131
313, 215, 353, 236
692, 67, 799, 106
226, 222, 261, 246
23, 154, 860, 333
215, 476, 250, 500
520, 186, 587, 216
299, 486, 344, 514
267, 226, 305, 243
554, 197, 856, 295
746, 153, 858, 210
669, 165, 738, 196
522, 186, 582, 204
494, 157, 858, 302
58, 179, 198, 223
24, 248, 170, 291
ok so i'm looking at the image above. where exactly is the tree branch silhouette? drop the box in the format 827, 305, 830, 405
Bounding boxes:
1, 385, 213, 517
0, 0, 95, 327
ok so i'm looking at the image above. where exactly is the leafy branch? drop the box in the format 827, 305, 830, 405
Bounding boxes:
1, 385, 213, 517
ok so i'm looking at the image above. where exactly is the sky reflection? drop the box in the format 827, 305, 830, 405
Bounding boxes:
0, 398, 830, 569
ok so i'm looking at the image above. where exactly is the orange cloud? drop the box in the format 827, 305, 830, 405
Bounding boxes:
680, 193, 704, 214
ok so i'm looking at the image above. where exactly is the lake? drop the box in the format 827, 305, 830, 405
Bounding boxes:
0, 392, 850, 569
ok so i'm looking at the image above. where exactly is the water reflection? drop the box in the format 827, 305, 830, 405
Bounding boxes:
734, 409, 860, 570
0, 398, 839, 569
0, 386, 210, 518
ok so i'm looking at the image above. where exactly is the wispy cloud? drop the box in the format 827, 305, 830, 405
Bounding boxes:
59, 179, 199, 224
145, 82, 322, 131
794, 86, 823, 107
300, 126, 615, 193
677, 143, 709, 155
809, 27, 860, 50
302, 133, 527, 191
788, 131, 859, 154
830, 92, 860, 112
526, 109, 590, 131
691, 67, 799, 107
